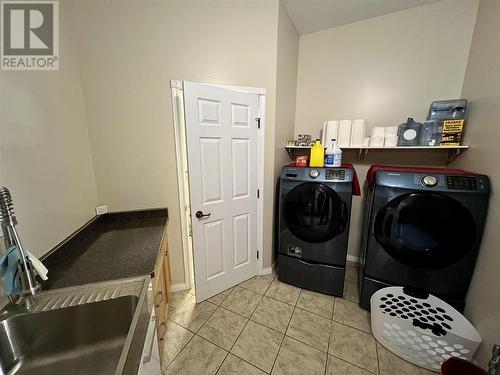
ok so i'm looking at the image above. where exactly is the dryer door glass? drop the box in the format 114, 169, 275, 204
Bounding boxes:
283, 182, 348, 243
374, 192, 476, 267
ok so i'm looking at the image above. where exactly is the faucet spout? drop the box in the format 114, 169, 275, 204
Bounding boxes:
0, 187, 41, 303
489, 344, 500, 375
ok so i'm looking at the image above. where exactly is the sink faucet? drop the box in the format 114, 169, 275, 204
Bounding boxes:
490, 344, 500, 375
0, 187, 41, 308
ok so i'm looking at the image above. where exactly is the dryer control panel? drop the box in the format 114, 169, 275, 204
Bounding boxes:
376, 171, 490, 193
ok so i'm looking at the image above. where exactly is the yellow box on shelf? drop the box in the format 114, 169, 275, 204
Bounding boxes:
440, 119, 465, 146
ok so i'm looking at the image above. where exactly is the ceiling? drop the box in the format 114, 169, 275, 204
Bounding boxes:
282, 0, 437, 34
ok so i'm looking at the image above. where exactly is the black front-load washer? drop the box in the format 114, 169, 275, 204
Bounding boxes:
359, 166, 490, 311
277, 166, 353, 296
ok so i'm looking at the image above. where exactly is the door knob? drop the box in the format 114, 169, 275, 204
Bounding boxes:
195, 210, 211, 219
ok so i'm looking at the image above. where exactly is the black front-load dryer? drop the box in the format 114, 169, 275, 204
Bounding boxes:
359, 166, 490, 311
278, 166, 353, 296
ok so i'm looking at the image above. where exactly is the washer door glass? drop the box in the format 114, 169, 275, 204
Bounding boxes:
283, 182, 348, 243
374, 193, 476, 267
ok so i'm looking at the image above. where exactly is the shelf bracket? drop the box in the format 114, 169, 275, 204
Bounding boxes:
357, 148, 363, 161
286, 147, 294, 159
446, 148, 462, 164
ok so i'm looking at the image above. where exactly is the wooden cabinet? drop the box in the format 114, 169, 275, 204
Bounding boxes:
152, 224, 171, 362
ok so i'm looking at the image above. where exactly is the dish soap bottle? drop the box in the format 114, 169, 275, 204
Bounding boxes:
325, 138, 342, 167
309, 139, 325, 167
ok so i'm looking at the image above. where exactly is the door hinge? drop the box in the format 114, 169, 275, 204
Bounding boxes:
256, 117, 261, 129
257, 189, 260, 198
257, 251, 259, 259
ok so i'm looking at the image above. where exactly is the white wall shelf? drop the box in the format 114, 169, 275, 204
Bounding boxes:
285, 145, 470, 163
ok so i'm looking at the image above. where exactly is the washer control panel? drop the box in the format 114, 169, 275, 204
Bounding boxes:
281, 167, 353, 183
309, 169, 320, 179
446, 176, 477, 190
325, 169, 346, 181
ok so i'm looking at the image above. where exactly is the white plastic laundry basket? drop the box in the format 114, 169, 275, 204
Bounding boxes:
371, 287, 481, 372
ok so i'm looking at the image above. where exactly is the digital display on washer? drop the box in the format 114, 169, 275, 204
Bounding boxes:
446, 176, 477, 190
325, 169, 345, 180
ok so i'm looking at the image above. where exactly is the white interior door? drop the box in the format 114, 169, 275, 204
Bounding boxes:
184, 81, 260, 302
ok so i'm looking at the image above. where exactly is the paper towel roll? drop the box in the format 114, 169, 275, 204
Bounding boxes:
322, 120, 339, 145
350, 119, 366, 147
371, 127, 385, 138
384, 126, 398, 136
370, 136, 385, 147
338, 120, 352, 147
384, 135, 398, 147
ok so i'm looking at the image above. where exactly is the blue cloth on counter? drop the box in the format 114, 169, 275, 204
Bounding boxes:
0, 246, 21, 295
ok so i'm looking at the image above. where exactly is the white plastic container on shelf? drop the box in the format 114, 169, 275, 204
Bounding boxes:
350, 119, 366, 147
322, 121, 339, 146
371, 287, 481, 373
370, 127, 385, 147
325, 138, 342, 167
384, 135, 398, 147
337, 120, 352, 147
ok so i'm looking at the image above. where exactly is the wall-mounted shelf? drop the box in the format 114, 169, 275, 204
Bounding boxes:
285, 145, 470, 163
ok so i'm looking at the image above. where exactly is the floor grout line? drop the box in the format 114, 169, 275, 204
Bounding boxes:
374, 339, 381, 375
329, 353, 379, 374
324, 297, 337, 375
161, 332, 196, 374
269, 288, 301, 374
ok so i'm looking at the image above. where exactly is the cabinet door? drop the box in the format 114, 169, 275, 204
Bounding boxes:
153, 257, 167, 321
160, 231, 171, 303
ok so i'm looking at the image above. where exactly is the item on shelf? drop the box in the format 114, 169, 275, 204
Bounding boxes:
321, 120, 339, 146
440, 119, 465, 146
325, 138, 342, 167
296, 134, 312, 146
420, 120, 442, 146
309, 139, 325, 167
371, 286, 481, 372
338, 120, 352, 147
384, 135, 398, 147
350, 119, 366, 147
295, 155, 308, 167
428, 99, 467, 121
397, 117, 422, 146
384, 126, 398, 137
286, 140, 296, 146
370, 127, 385, 147
363, 137, 370, 146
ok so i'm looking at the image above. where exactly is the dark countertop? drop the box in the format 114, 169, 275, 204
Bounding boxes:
41, 208, 168, 290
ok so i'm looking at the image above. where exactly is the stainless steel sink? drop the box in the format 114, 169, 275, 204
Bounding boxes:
0, 277, 151, 375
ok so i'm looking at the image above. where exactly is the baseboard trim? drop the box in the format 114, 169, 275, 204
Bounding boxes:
260, 262, 276, 275
346, 255, 360, 264
170, 283, 187, 292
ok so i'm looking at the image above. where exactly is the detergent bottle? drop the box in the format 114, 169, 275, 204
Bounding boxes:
325, 138, 342, 167
309, 139, 325, 167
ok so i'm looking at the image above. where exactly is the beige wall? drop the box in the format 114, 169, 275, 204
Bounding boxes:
0, 11, 98, 259
294, 0, 479, 259
67, 0, 280, 283
451, 0, 500, 366
273, 1, 299, 262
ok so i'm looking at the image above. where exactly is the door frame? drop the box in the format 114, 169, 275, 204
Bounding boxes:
170, 80, 266, 292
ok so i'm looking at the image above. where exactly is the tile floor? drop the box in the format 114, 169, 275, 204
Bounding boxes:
158, 263, 435, 375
